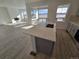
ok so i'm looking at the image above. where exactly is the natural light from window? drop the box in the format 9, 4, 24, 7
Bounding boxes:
12, 9, 27, 24
32, 8, 48, 25
56, 5, 69, 22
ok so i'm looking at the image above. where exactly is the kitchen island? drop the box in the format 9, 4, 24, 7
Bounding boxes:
22, 24, 56, 55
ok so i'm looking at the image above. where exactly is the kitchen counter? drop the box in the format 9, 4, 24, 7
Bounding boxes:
22, 24, 56, 55
23, 24, 56, 42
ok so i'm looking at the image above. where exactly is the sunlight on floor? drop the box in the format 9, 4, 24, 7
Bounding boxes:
22, 25, 34, 29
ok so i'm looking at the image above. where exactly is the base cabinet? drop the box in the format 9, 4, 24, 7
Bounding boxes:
35, 37, 55, 56
66, 21, 79, 49
66, 22, 79, 37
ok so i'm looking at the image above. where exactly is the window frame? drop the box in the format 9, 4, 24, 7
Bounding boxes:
56, 6, 69, 22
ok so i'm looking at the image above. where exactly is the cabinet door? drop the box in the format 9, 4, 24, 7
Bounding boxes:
72, 24, 78, 36
70, 24, 75, 37
67, 22, 72, 32
35, 37, 55, 55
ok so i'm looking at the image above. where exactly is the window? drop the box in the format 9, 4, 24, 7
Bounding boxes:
38, 9, 48, 18
32, 9, 38, 19
31, 9, 38, 25
38, 9, 48, 24
57, 8, 68, 14
56, 5, 69, 22
39, 9, 48, 15
12, 9, 27, 23
56, 14, 66, 18
31, 8, 48, 25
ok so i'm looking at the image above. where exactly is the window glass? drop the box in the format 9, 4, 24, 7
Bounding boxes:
56, 5, 69, 22
57, 19, 64, 22
32, 10, 38, 14
31, 8, 48, 25
32, 9, 38, 19
39, 9, 48, 14
12, 9, 27, 23
57, 8, 68, 13
56, 14, 66, 18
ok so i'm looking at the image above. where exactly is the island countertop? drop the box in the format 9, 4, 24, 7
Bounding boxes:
22, 24, 56, 42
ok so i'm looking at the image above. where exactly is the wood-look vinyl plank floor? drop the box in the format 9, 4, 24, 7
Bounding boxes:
0, 25, 79, 59
52, 29, 79, 59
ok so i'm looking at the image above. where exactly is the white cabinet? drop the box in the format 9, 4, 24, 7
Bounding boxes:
66, 21, 79, 38
66, 16, 79, 49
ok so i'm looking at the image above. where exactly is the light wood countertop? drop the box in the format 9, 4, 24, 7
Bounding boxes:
23, 24, 56, 42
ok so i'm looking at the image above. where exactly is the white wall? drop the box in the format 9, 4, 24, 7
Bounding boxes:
0, 0, 25, 9
47, 0, 79, 30
62, 0, 79, 22
0, 7, 11, 24
48, 0, 79, 23
67, 0, 79, 16
48, 0, 62, 23
7, 8, 19, 19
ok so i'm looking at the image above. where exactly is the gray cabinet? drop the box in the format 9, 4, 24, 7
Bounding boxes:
35, 37, 55, 55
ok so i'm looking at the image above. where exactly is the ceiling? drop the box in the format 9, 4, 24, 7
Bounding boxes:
0, 0, 49, 8
31, 0, 49, 3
